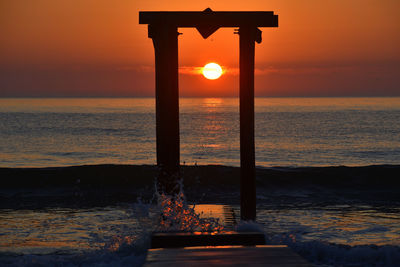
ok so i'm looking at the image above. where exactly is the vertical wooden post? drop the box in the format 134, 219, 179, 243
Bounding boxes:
149, 24, 180, 195
239, 26, 256, 221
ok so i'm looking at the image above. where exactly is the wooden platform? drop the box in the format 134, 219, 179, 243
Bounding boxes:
151, 231, 265, 248
145, 205, 311, 266
144, 245, 312, 266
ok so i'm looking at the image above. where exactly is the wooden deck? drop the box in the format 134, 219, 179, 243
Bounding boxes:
144, 205, 312, 266
151, 231, 265, 248
144, 245, 312, 266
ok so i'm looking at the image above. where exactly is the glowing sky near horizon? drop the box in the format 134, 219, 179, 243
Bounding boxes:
0, 0, 399, 97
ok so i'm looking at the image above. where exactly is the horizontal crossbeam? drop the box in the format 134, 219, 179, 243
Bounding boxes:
139, 11, 278, 27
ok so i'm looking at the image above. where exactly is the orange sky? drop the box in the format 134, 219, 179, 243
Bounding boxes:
1, 0, 399, 97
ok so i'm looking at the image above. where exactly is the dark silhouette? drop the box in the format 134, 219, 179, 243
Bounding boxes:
140, 8, 278, 221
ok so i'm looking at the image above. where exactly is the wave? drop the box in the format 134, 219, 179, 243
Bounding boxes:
0, 246, 147, 267
1, 164, 399, 209
1, 164, 400, 187
276, 237, 400, 267
1, 164, 399, 267
1, 232, 399, 267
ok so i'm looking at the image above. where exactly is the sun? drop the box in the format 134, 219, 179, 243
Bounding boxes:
202, 63, 223, 80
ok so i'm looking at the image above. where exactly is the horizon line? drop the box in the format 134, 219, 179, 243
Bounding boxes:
1, 95, 399, 99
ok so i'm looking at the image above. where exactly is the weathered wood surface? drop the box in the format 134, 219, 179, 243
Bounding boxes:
144, 245, 312, 266
151, 231, 265, 248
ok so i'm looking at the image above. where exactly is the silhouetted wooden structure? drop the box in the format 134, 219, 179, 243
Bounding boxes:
139, 8, 278, 221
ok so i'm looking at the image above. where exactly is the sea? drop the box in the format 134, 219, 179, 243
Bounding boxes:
1, 97, 400, 266
1, 97, 400, 168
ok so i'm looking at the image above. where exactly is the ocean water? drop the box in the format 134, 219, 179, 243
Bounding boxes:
1, 97, 400, 266
0, 97, 399, 167
1, 201, 400, 266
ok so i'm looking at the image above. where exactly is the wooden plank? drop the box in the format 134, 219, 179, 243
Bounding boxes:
139, 11, 278, 28
151, 231, 265, 248
144, 245, 312, 266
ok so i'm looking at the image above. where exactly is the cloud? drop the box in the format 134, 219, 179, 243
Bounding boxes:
2, 60, 397, 97
179, 66, 203, 75
129, 64, 330, 76
179, 65, 236, 76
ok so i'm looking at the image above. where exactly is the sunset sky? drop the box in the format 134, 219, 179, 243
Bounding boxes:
1, 0, 399, 97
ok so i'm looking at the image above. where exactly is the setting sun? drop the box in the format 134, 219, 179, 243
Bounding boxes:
202, 63, 223, 80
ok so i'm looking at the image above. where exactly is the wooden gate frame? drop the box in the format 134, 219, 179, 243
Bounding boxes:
139, 8, 278, 220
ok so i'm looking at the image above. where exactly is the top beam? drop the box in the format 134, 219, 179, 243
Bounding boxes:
139, 11, 278, 28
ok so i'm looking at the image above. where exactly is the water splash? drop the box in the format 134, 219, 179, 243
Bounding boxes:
156, 191, 224, 232
101, 176, 225, 259
152, 175, 224, 232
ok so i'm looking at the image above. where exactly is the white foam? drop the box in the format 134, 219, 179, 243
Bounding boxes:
265, 232, 400, 267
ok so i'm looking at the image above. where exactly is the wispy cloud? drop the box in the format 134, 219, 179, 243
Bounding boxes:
179, 66, 203, 75
130, 65, 276, 75
121, 62, 392, 77
179, 65, 235, 76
